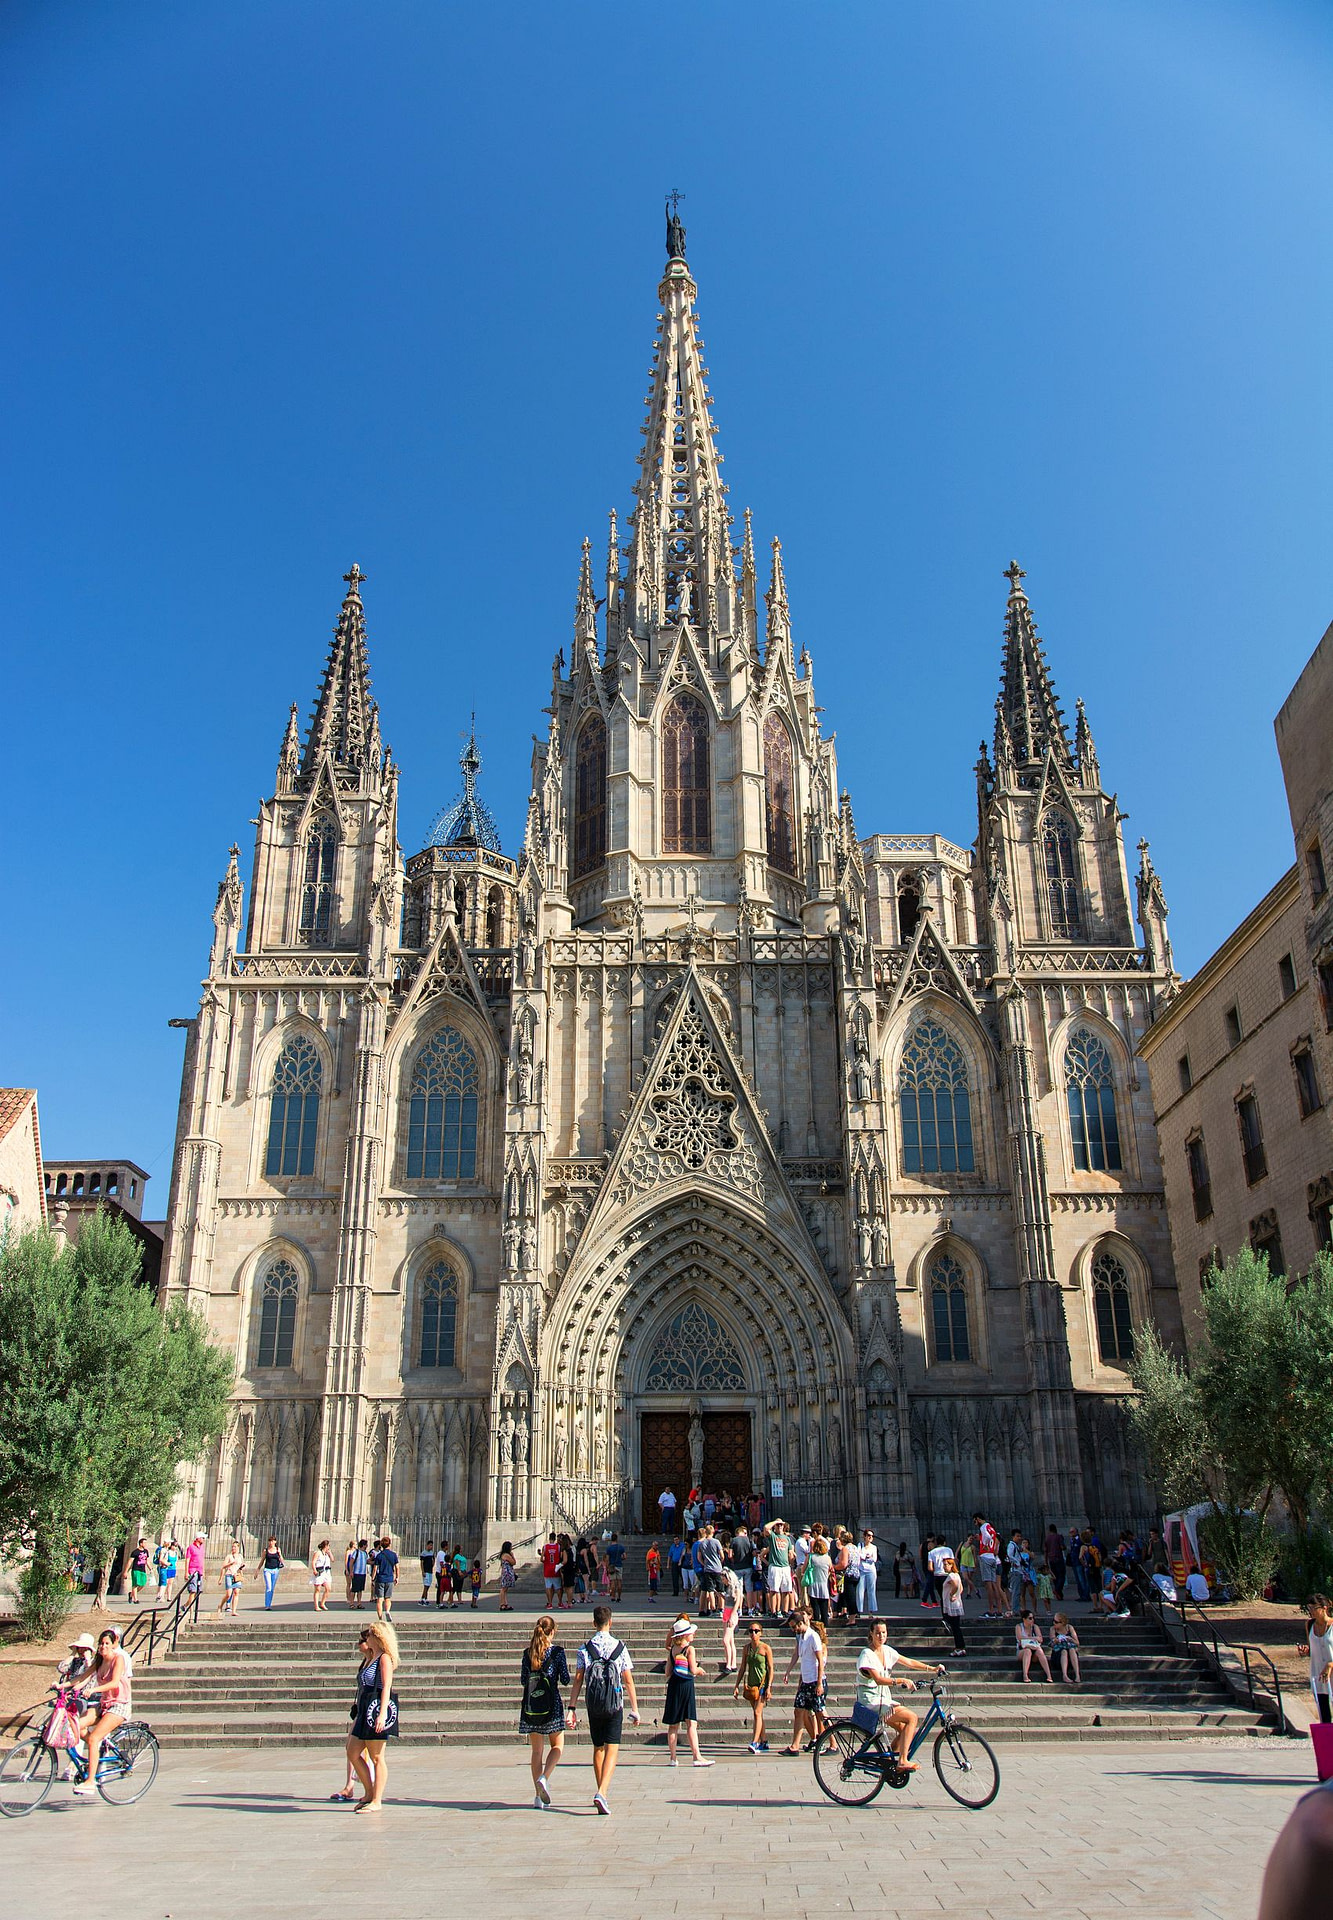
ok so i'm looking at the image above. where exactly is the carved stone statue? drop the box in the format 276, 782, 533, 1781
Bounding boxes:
688, 1410, 705, 1484
503, 1220, 522, 1273
514, 1407, 530, 1470
788, 1421, 801, 1476
666, 197, 687, 260
615, 1428, 627, 1481
766, 1420, 781, 1476
855, 1216, 873, 1269
829, 1419, 843, 1476
553, 1424, 567, 1478
515, 1027, 534, 1106
871, 1218, 891, 1270
520, 1221, 537, 1271
853, 1025, 873, 1103
574, 1422, 588, 1477
807, 1423, 822, 1476
497, 1412, 514, 1468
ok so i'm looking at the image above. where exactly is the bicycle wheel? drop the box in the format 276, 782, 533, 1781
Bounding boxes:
812, 1721, 887, 1806
0, 1739, 56, 1817
932, 1720, 1000, 1810
97, 1724, 159, 1806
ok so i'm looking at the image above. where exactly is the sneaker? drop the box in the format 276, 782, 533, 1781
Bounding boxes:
747, 1740, 762, 1753
71, 1784, 96, 1797
593, 1792, 610, 1815
758, 1741, 769, 1752
535, 1776, 551, 1805
533, 1794, 545, 1809
692, 1758, 715, 1768
667, 1758, 678, 1768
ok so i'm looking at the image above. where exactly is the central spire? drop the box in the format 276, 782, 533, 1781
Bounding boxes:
623, 209, 732, 644
995, 562, 1074, 773
302, 563, 377, 777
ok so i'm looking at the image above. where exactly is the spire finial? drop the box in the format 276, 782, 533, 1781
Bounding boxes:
993, 562, 1073, 773
301, 566, 375, 777
665, 190, 687, 261
1003, 559, 1026, 595
343, 562, 366, 594
426, 714, 502, 854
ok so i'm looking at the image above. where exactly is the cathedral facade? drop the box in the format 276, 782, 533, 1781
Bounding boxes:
162, 219, 1184, 1562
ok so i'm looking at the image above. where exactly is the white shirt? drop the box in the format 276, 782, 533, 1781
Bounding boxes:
1309, 1622, 1333, 1694
856, 1644, 900, 1709
928, 1545, 951, 1576
433, 1549, 449, 1576
1185, 1571, 1210, 1602
658, 1491, 676, 1510
794, 1536, 812, 1569
859, 1542, 878, 1569
797, 1627, 824, 1684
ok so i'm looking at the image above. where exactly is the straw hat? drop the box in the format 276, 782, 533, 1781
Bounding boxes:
68, 1632, 96, 1652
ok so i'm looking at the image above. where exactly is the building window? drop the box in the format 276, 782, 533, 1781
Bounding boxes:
1199, 1249, 1222, 1289
1308, 839, 1327, 899
1319, 957, 1333, 1032
1249, 1210, 1286, 1277
485, 886, 504, 948
897, 872, 922, 943
1178, 1053, 1192, 1095
899, 1020, 974, 1174
929, 1252, 971, 1363
256, 1257, 298, 1369
662, 693, 711, 854
952, 876, 969, 944
1293, 1042, 1323, 1119
1236, 1092, 1267, 1185
1065, 1027, 1123, 1172
1310, 1176, 1333, 1254
1186, 1134, 1212, 1222
1279, 953, 1298, 1001
763, 713, 798, 877
265, 1033, 322, 1177
417, 1261, 458, 1368
572, 715, 607, 879
1224, 1004, 1243, 1049
1043, 812, 1082, 937
1092, 1249, 1135, 1364
298, 814, 337, 945
406, 1028, 480, 1180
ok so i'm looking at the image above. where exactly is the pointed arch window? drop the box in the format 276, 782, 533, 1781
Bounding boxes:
929, 1251, 971, 1363
897, 871, 922, 942
406, 1027, 479, 1180
1043, 812, 1082, 937
1091, 1249, 1134, 1363
643, 1302, 745, 1392
298, 814, 337, 945
662, 693, 710, 854
417, 1260, 459, 1368
1066, 1027, 1122, 1171
265, 1032, 322, 1177
573, 714, 608, 878
485, 885, 504, 948
256, 1256, 299, 1369
899, 1020, 974, 1174
763, 713, 798, 877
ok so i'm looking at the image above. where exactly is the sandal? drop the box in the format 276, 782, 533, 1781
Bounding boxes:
779, 1745, 806, 1756
330, 1789, 355, 1802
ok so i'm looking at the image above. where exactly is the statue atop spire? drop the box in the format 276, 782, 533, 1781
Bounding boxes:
994, 561, 1074, 773
665, 189, 687, 261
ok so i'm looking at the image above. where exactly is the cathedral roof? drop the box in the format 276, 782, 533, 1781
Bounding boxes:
426, 720, 503, 855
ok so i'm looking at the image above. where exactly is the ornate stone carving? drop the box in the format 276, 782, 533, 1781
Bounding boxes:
608, 996, 764, 1207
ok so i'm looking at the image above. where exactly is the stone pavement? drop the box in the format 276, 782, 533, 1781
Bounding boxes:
0, 1739, 1311, 1919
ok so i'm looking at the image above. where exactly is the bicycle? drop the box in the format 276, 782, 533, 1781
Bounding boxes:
811, 1679, 1000, 1810
0, 1689, 160, 1817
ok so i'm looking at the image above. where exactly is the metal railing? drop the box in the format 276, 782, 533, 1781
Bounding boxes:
119, 1580, 202, 1670
1139, 1584, 1286, 1733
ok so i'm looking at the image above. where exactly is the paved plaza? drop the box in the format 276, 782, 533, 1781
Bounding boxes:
2, 1738, 1307, 1919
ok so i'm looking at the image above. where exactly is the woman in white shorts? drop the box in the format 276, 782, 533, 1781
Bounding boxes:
855, 1620, 943, 1772
311, 1538, 334, 1611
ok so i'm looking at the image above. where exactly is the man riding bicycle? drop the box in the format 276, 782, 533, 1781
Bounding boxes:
855, 1619, 943, 1772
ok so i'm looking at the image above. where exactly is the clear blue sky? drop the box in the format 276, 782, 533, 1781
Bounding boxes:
4, 0, 1331, 1203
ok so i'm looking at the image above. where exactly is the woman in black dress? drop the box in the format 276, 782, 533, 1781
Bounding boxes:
559, 1534, 578, 1612
347, 1619, 399, 1812
662, 1617, 713, 1769
519, 1613, 571, 1808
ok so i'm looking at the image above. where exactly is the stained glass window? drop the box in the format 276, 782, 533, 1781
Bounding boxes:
417, 1261, 458, 1368
662, 694, 710, 854
256, 1257, 298, 1368
573, 715, 608, 878
643, 1302, 745, 1392
899, 1021, 974, 1174
1091, 1249, 1134, 1362
1043, 813, 1082, 937
265, 1033, 322, 1177
299, 814, 337, 944
929, 1252, 971, 1363
764, 713, 798, 876
406, 1028, 479, 1180
1066, 1028, 1122, 1171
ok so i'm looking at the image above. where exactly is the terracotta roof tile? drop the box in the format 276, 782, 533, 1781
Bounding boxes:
0, 1088, 36, 1146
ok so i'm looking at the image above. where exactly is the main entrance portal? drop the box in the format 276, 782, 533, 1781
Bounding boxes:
639, 1411, 753, 1530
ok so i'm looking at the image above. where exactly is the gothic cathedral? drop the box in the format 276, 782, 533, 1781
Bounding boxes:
162, 215, 1184, 1562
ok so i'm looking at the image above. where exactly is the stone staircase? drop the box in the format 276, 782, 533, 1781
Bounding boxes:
133, 1604, 1281, 1750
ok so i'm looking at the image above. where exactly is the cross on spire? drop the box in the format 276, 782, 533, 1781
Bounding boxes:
1003, 560, 1026, 593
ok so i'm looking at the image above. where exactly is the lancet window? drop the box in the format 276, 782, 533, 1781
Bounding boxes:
298, 814, 337, 945
929, 1252, 971, 1363
406, 1027, 480, 1180
763, 713, 798, 877
1066, 1027, 1122, 1172
417, 1261, 459, 1369
899, 1020, 974, 1174
1043, 812, 1082, 937
643, 1302, 745, 1392
1091, 1249, 1134, 1363
256, 1257, 299, 1369
264, 1032, 322, 1177
662, 693, 710, 854
572, 714, 608, 878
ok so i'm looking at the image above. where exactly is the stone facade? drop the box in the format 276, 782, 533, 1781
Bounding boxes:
1142, 623, 1333, 1336
0, 1089, 47, 1240
161, 219, 1183, 1561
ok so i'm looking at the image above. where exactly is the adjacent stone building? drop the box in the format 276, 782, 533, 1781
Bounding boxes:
41, 1159, 164, 1291
162, 215, 1184, 1561
0, 1089, 47, 1240
1141, 622, 1333, 1335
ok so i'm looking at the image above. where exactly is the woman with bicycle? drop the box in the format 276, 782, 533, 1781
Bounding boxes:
73, 1627, 132, 1796
856, 1619, 942, 1772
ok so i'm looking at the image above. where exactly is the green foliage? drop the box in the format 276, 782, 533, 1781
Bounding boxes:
1277, 1524, 1333, 1601
0, 1213, 233, 1639
1197, 1510, 1280, 1604
1128, 1248, 1333, 1589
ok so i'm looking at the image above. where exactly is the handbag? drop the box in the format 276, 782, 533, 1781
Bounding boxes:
850, 1699, 881, 1736
1311, 1721, 1333, 1782
43, 1697, 81, 1750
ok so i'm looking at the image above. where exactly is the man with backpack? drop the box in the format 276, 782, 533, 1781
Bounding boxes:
566, 1605, 640, 1817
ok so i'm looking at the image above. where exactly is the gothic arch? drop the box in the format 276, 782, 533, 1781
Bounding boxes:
1048, 1007, 1139, 1183
385, 997, 502, 1188
906, 1234, 990, 1372
236, 1237, 318, 1385
250, 1016, 334, 1187
883, 993, 998, 1183
398, 1238, 470, 1379
1071, 1231, 1152, 1377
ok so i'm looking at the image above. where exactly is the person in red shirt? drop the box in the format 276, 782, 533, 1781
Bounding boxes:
541, 1535, 562, 1606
